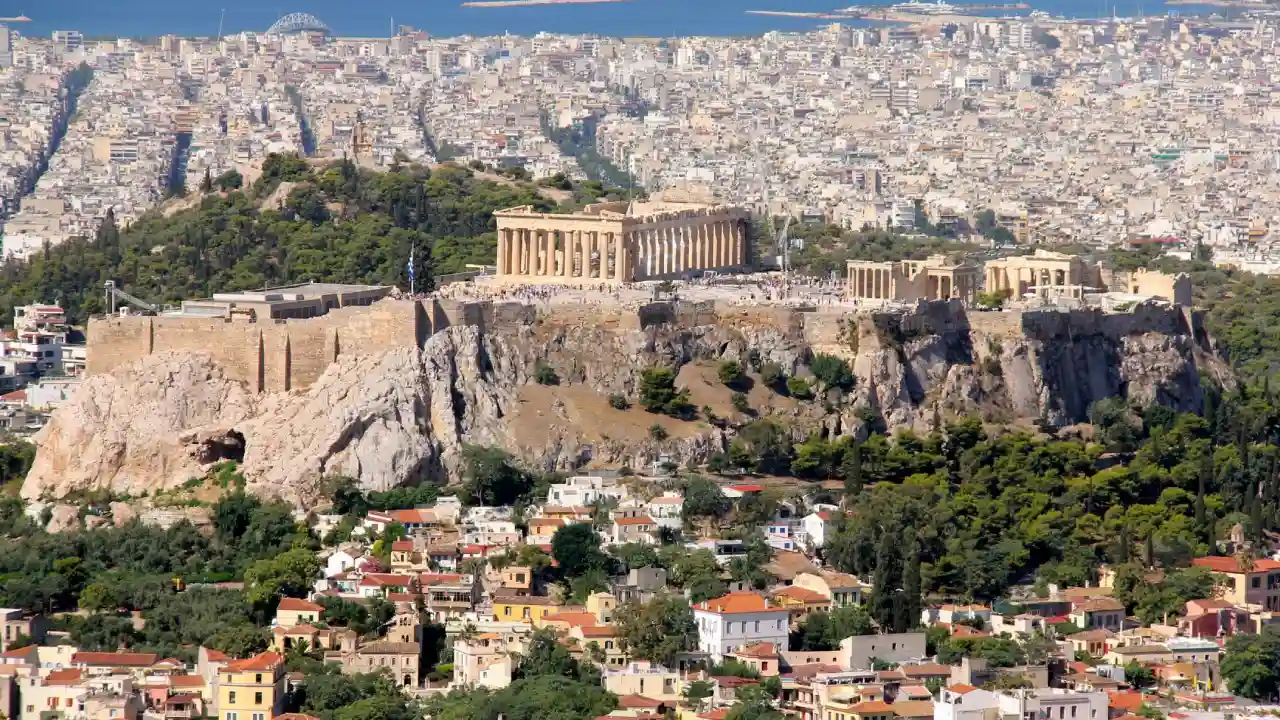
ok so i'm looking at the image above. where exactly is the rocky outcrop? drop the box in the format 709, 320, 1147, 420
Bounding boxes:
23, 300, 1226, 504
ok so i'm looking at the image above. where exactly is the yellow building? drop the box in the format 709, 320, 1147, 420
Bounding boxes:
217, 651, 285, 720
494, 594, 561, 623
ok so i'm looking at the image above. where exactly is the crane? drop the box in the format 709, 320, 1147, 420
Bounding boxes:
104, 281, 158, 315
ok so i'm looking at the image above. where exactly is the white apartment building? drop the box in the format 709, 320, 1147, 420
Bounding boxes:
693, 592, 790, 662
997, 688, 1108, 720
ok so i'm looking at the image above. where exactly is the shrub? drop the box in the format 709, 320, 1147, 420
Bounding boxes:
759, 361, 785, 389
639, 367, 695, 419
787, 377, 812, 399
608, 393, 630, 410
731, 392, 750, 413
534, 362, 559, 385
649, 424, 669, 441
809, 353, 854, 390
718, 361, 746, 388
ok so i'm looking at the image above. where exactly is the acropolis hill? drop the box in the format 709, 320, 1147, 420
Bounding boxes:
23, 277, 1225, 505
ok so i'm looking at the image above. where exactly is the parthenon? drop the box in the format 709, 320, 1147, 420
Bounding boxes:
492, 199, 749, 284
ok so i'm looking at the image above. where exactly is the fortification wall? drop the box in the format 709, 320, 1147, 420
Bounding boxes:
88, 295, 1209, 395
87, 299, 434, 393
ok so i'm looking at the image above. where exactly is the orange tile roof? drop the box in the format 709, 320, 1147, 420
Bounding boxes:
73, 651, 159, 667
0, 645, 38, 659
542, 611, 599, 628
1192, 556, 1280, 574
772, 586, 829, 603
225, 651, 283, 672
615, 516, 656, 526
948, 684, 978, 694
277, 597, 324, 612
45, 669, 83, 685
732, 642, 778, 659
170, 675, 206, 689
578, 625, 617, 638
619, 695, 665, 709
1109, 691, 1143, 711
698, 591, 780, 614
851, 701, 894, 714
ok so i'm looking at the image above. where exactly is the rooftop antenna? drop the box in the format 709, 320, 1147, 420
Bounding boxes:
217, 8, 225, 39
391, 15, 394, 37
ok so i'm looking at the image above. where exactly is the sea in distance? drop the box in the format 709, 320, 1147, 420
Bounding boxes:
23, 0, 1236, 41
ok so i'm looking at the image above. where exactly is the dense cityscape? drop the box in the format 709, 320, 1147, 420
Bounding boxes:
1, 6, 1280, 720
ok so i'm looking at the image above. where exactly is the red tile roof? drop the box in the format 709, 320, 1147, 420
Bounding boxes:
45, 669, 83, 685
615, 516, 656, 526
73, 651, 160, 667
170, 675, 206, 689
698, 591, 782, 615
391, 540, 414, 552
851, 701, 894, 714
948, 684, 978, 694
619, 695, 665, 709
732, 642, 778, 659
1192, 556, 1280, 574
225, 651, 283, 672
277, 598, 324, 612
0, 645, 38, 659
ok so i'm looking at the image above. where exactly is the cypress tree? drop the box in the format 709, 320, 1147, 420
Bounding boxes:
1144, 533, 1155, 569
843, 442, 863, 501
1206, 508, 1217, 553
1118, 524, 1131, 564
903, 532, 923, 631
870, 530, 899, 630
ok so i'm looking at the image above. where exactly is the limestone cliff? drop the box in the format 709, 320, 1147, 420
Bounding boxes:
22, 300, 1226, 504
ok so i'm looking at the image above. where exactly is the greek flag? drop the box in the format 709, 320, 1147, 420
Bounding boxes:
407, 247, 415, 289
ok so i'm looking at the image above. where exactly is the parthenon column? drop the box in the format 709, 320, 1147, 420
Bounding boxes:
574, 230, 583, 278
559, 231, 569, 277
541, 230, 552, 276
614, 232, 626, 282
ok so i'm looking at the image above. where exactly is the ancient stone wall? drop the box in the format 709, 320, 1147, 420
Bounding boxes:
88, 299, 433, 393
88, 296, 1211, 396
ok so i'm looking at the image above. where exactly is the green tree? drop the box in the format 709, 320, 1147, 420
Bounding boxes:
719, 361, 747, 388
615, 594, 697, 666
243, 548, 320, 607
78, 581, 119, 614
1220, 627, 1280, 700
809, 354, 854, 390
551, 524, 609, 579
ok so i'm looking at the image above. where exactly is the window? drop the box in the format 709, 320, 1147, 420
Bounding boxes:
254, 692, 263, 705
504, 606, 511, 616
229, 692, 237, 704
226, 713, 238, 720
1071, 707, 1077, 718
1253, 577, 1262, 589
762, 662, 769, 671
252, 714, 265, 720
255, 674, 263, 683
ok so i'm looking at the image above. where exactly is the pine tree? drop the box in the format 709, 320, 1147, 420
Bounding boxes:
902, 532, 922, 631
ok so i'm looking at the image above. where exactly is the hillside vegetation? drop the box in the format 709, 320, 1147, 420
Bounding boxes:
0, 155, 628, 325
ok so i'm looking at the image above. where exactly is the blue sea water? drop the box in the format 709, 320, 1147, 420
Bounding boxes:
12, 0, 1232, 40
